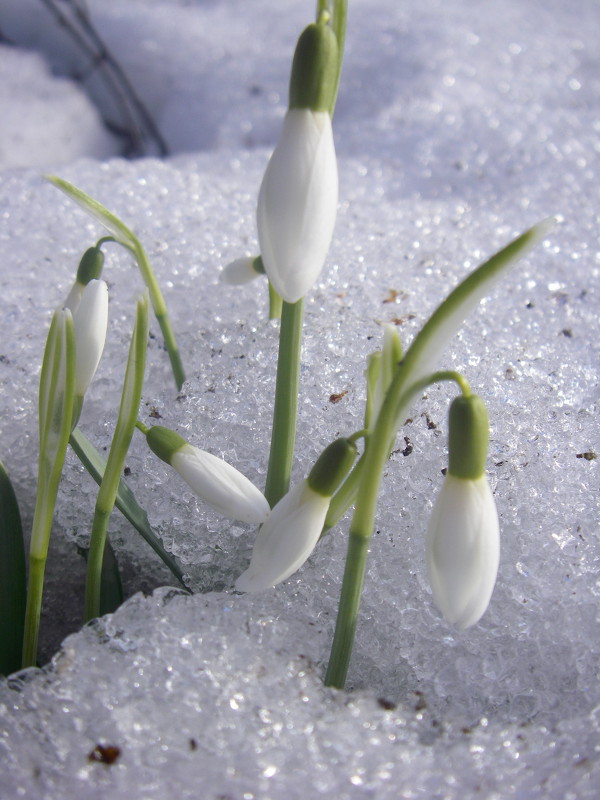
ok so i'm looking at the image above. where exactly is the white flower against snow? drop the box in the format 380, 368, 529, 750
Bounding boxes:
257, 107, 338, 304
220, 256, 263, 285
145, 426, 270, 525
425, 393, 499, 629
426, 473, 500, 629
236, 437, 357, 592
235, 480, 329, 593
71, 278, 108, 397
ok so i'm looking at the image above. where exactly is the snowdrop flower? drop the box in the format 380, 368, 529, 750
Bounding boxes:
426, 394, 500, 629
220, 255, 264, 285
71, 279, 109, 399
236, 437, 357, 592
145, 426, 270, 525
257, 21, 339, 304
63, 246, 105, 313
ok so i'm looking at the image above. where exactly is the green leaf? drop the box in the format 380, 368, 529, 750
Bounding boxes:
0, 459, 26, 675
391, 218, 555, 427
45, 175, 138, 250
70, 430, 187, 589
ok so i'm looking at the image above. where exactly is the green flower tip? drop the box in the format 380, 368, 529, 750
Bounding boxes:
289, 21, 339, 113
145, 425, 187, 465
308, 437, 357, 497
447, 394, 489, 480
76, 246, 105, 285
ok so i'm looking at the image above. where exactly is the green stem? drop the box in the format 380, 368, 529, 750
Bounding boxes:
84, 509, 111, 621
70, 427, 187, 589
21, 556, 45, 668
268, 282, 283, 320
264, 299, 304, 507
96, 236, 116, 248
324, 533, 369, 688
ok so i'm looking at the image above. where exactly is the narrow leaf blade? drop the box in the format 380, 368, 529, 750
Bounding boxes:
45, 176, 137, 250
0, 459, 26, 675
402, 218, 555, 390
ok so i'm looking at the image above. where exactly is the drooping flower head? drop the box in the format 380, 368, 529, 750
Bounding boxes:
426, 394, 500, 629
145, 425, 270, 525
236, 437, 357, 592
257, 20, 339, 304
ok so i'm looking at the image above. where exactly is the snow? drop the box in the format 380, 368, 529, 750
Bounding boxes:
0, 1, 599, 798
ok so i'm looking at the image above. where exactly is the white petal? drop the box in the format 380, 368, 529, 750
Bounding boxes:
172, 446, 270, 524
63, 280, 84, 313
257, 109, 338, 303
220, 257, 260, 285
235, 481, 329, 592
72, 279, 108, 396
426, 474, 500, 629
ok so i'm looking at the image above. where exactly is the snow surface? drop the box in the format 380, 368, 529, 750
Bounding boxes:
0, 0, 599, 798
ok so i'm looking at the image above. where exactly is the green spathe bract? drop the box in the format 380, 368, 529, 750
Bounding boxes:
76, 246, 105, 286
307, 438, 358, 497
288, 22, 339, 113
146, 425, 187, 465
448, 394, 489, 480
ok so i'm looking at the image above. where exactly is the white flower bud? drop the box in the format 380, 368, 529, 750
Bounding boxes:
71, 279, 108, 397
146, 426, 270, 525
236, 437, 356, 592
220, 256, 262, 285
171, 445, 271, 525
257, 108, 338, 303
426, 474, 500, 629
235, 480, 329, 592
